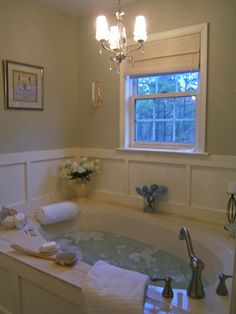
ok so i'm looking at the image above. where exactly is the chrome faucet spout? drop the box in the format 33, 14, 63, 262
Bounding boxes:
179, 226, 205, 299
179, 226, 195, 259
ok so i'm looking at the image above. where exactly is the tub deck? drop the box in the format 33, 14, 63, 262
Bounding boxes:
0, 200, 234, 314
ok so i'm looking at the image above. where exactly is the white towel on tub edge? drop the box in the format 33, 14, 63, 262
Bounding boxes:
81, 260, 149, 314
35, 201, 78, 225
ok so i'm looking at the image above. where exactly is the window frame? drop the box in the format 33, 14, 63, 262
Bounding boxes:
119, 23, 208, 153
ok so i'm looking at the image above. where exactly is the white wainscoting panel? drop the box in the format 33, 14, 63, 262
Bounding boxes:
191, 166, 236, 211
31, 159, 67, 200
0, 148, 77, 211
0, 265, 11, 312
129, 161, 186, 205
95, 158, 127, 194
20, 279, 81, 314
0, 163, 26, 205
78, 147, 236, 224
0, 147, 236, 223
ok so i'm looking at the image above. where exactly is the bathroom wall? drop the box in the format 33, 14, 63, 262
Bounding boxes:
0, 0, 236, 224
0, 0, 235, 155
0, 0, 78, 153
77, 0, 236, 156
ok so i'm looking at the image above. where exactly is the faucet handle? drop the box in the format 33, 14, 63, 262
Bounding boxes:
216, 273, 233, 296
151, 276, 174, 299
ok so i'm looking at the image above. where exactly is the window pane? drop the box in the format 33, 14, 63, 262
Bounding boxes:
137, 72, 199, 95
157, 75, 177, 93
135, 122, 153, 141
134, 95, 196, 144
134, 71, 198, 146
155, 121, 173, 142
177, 72, 199, 92
175, 97, 196, 119
135, 99, 154, 119
175, 121, 195, 143
137, 77, 156, 95
155, 98, 173, 119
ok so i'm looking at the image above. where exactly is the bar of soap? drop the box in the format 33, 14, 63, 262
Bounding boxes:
41, 241, 57, 251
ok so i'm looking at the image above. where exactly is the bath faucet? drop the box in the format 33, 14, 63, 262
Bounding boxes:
151, 276, 174, 298
179, 226, 205, 299
216, 273, 233, 296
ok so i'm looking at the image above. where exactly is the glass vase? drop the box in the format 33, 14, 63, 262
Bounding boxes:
74, 181, 90, 201
143, 197, 158, 213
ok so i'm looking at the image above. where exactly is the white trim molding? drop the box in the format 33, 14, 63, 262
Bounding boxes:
120, 23, 208, 154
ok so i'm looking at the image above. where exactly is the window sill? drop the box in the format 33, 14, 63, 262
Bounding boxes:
116, 147, 209, 156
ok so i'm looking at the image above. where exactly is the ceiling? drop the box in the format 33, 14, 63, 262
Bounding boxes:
35, 0, 138, 18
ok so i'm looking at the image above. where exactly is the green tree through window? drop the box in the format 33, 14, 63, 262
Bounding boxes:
132, 72, 199, 144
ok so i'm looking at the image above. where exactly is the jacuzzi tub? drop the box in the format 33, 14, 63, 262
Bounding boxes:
38, 201, 234, 314
0, 200, 234, 314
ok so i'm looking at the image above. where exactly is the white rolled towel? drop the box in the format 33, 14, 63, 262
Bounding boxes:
35, 202, 79, 225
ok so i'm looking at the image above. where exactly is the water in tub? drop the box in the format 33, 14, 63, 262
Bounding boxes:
47, 230, 208, 289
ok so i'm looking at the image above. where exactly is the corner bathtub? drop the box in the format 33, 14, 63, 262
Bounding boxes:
38, 201, 234, 314
0, 200, 234, 314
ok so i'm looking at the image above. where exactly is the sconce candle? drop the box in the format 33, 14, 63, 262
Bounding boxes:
226, 181, 236, 223
227, 182, 236, 194
92, 82, 95, 103
91, 80, 103, 109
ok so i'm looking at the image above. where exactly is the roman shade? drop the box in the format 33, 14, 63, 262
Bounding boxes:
123, 33, 200, 75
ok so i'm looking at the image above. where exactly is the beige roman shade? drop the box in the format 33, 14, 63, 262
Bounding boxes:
123, 33, 200, 76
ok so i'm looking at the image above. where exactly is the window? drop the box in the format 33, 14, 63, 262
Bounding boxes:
131, 72, 199, 148
120, 24, 207, 153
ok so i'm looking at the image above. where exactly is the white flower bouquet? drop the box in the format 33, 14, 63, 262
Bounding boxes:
60, 157, 100, 182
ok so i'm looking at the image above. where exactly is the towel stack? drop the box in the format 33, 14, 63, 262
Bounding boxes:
82, 260, 149, 314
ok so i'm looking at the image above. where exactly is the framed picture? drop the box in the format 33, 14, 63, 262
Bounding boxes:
4, 60, 44, 110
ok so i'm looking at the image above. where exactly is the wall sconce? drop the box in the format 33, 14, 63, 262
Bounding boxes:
226, 182, 236, 223
92, 80, 103, 109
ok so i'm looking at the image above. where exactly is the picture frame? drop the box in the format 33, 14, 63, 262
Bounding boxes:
4, 60, 44, 110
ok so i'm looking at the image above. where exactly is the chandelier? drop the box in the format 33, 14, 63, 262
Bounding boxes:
95, 0, 147, 69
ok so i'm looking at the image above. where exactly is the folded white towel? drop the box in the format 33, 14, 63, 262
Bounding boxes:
35, 202, 78, 225
82, 260, 149, 314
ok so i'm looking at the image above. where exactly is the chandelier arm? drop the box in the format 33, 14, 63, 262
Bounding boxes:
126, 41, 144, 56
100, 41, 118, 55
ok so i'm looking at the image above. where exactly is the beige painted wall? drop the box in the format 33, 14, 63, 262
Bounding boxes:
0, 0, 78, 153
77, 0, 236, 155
0, 0, 235, 155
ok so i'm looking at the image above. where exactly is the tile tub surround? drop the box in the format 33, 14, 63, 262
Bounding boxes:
0, 201, 234, 314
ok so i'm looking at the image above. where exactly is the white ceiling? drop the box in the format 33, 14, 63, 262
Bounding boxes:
35, 0, 138, 18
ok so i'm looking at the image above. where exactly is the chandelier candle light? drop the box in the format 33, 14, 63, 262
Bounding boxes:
95, 0, 147, 70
